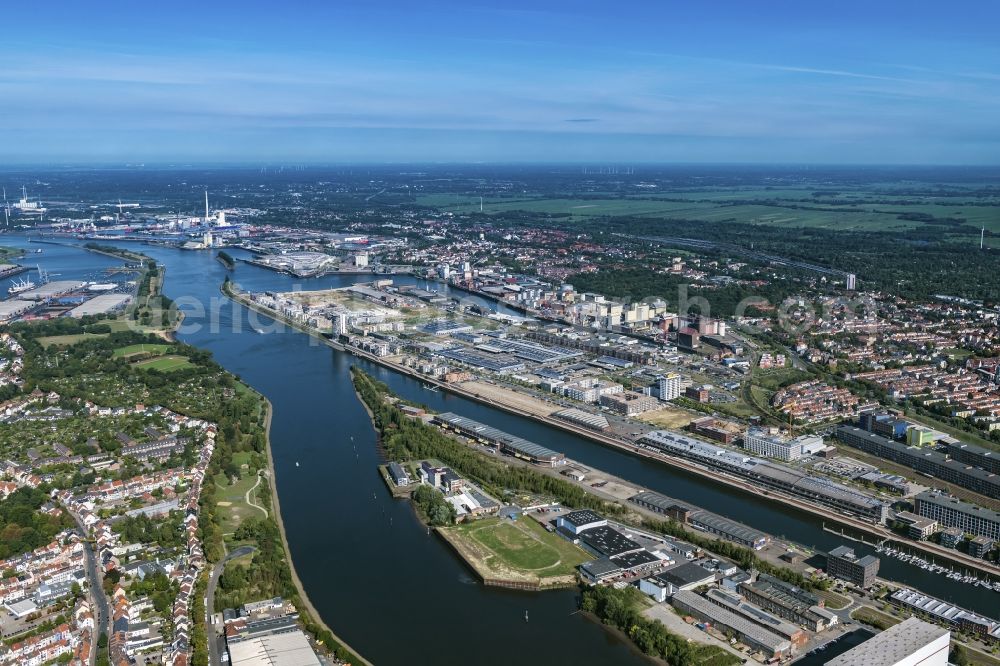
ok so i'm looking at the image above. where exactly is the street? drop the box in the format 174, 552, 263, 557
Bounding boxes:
206, 545, 256, 666
70, 511, 109, 666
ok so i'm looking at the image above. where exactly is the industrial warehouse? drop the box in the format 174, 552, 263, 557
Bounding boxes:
837, 426, 1000, 500
639, 430, 889, 523
435, 347, 526, 374
469, 335, 584, 364
628, 490, 769, 550
670, 589, 793, 660
434, 412, 566, 466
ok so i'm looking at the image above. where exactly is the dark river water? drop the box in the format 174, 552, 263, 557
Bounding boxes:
5, 236, 998, 664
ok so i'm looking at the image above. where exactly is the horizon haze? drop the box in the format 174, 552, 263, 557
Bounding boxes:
2, 1, 999, 164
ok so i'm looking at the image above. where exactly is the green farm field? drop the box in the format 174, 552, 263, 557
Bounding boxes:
416, 190, 1000, 237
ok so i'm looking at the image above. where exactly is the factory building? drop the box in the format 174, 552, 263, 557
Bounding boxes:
555, 510, 607, 535
738, 575, 837, 632
703, 588, 807, 649
629, 491, 768, 549
671, 590, 792, 660
553, 408, 610, 431
889, 588, 999, 639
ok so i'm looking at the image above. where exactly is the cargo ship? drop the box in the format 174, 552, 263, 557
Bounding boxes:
8, 276, 35, 295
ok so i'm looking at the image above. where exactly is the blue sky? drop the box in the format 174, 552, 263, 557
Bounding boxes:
3, 1, 999, 164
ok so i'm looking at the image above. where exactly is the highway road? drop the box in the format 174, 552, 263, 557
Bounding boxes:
206, 545, 256, 666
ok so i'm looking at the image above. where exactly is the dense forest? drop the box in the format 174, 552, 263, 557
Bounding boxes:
572, 216, 1000, 303
216, 250, 235, 269
111, 512, 186, 550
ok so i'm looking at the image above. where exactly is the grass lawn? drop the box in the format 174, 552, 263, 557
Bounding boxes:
215, 453, 263, 536
449, 516, 589, 577
815, 588, 851, 610
473, 522, 560, 570
753, 367, 812, 391
851, 605, 902, 629
113, 343, 172, 358
103, 315, 177, 338
965, 644, 1000, 666
712, 394, 760, 419
37, 332, 110, 347
748, 385, 775, 412
133, 355, 193, 372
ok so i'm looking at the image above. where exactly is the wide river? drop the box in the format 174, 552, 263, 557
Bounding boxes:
6, 237, 999, 664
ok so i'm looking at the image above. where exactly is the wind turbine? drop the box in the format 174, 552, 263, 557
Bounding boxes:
982, 227, 986, 250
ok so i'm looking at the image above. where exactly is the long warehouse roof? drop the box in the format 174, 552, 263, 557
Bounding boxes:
435, 412, 563, 461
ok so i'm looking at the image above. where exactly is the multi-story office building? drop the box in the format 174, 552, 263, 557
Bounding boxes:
600, 391, 659, 416
893, 511, 938, 540
744, 428, 825, 461
914, 491, 1000, 541
968, 536, 993, 559
826, 545, 879, 588
945, 440, 1000, 476
837, 427, 1000, 500
687, 416, 740, 445
656, 373, 682, 401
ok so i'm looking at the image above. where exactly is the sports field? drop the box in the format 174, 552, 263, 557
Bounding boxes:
133, 355, 193, 371
113, 343, 172, 358
440, 516, 590, 586
37, 332, 110, 347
